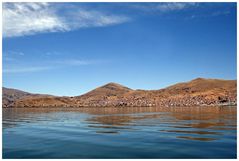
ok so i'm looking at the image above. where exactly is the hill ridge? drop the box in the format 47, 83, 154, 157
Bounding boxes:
3, 78, 237, 108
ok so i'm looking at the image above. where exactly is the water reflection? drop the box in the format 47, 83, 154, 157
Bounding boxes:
3, 106, 236, 133
183, 122, 225, 128
87, 115, 135, 126
177, 136, 217, 141
96, 131, 119, 134
3, 106, 237, 158
3, 105, 236, 115
161, 130, 221, 135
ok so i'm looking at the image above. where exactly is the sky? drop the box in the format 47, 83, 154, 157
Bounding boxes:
2, 2, 237, 96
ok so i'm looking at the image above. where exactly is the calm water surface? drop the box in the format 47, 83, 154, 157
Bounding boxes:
3, 106, 237, 159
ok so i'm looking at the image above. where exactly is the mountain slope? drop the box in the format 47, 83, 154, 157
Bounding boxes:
78, 82, 132, 98
2, 78, 237, 108
76, 83, 133, 106
76, 78, 237, 107
165, 78, 236, 94
2, 87, 32, 108
2, 87, 58, 108
153, 78, 237, 106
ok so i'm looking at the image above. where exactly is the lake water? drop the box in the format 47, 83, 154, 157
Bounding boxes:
3, 106, 237, 159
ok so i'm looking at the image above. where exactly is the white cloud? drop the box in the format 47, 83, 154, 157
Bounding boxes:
54, 59, 92, 66
3, 3, 68, 37
64, 10, 130, 29
211, 10, 231, 16
7, 51, 25, 56
157, 3, 197, 12
131, 2, 197, 12
3, 3, 130, 38
45, 51, 61, 56
3, 51, 24, 62
3, 66, 53, 73
156, 3, 190, 11
3, 57, 105, 73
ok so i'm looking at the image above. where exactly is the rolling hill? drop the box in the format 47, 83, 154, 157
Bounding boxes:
3, 78, 237, 108
2, 87, 32, 108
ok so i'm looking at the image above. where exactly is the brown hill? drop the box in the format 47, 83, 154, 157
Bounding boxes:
3, 78, 237, 108
11, 96, 74, 108
154, 78, 237, 107
79, 82, 132, 98
76, 83, 133, 106
2, 87, 32, 108
2, 87, 58, 108
165, 78, 236, 94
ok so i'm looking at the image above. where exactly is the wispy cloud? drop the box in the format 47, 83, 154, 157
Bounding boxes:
130, 2, 233, 20
54, 59, 94, 66
3, 54, 106, 73
45, 51, 62, 56
3, 66, 53, 73
187, 9, 231, 20
156, 3, 197, 12
63, 9, 130, 29
131, 2, 197, 12
3, 3, 130, 38
211, 10, 231, 16
5, 51, 25, 56
3, 51, 25, 62
3, 2, 230, 38
3, 3, 68, 37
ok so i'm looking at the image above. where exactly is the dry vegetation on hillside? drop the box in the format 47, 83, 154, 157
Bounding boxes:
3, 78, 237, 108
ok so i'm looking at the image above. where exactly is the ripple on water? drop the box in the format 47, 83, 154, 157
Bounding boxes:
2, 106, 237, 159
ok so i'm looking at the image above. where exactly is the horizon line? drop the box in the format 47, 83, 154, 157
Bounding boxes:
3, 77, 237, 97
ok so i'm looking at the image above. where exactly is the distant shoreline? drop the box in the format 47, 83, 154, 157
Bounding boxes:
3, 105, 237, 109
3, 78, 237, 108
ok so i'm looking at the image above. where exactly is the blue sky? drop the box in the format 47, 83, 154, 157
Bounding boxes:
2, 2, 237, 96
